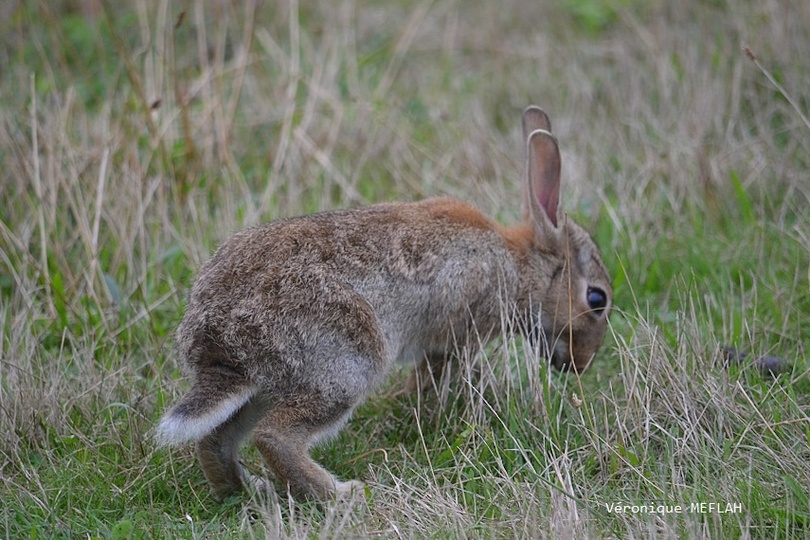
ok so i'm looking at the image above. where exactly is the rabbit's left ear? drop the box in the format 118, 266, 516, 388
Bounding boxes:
525, 129, 561, 229
522, 106, 552, 141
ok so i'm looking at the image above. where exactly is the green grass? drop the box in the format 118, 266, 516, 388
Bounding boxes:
1, 0, 809, 538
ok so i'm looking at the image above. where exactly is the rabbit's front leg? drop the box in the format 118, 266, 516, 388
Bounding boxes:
406, 352, 453, 393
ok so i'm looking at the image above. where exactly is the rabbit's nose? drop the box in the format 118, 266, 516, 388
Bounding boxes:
549, 342, 573, 371
554, 359, 572, 371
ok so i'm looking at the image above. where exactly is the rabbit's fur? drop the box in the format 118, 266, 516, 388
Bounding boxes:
156, 106, 612, 501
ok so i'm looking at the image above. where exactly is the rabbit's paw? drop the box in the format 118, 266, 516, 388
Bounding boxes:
335, 479, 366, 498
246, 473, 274, 494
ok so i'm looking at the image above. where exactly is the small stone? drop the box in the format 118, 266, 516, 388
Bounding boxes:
719, 346, 748, 368
719, 346, 789, 377
755, 355, 788, 377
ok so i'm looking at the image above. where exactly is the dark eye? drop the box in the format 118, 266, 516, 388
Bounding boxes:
587, 287, 608, 313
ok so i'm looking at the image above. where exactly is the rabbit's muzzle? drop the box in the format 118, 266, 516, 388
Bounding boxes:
529, 321, 603, 373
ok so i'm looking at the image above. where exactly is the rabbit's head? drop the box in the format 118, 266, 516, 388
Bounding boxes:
514, 107, 612, 372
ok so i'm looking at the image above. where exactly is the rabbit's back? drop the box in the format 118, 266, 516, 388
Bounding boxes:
175, 198, 519, 385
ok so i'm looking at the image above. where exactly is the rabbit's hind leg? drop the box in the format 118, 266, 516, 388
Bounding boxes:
252, 392, 362, 501
197, 398, 266, 499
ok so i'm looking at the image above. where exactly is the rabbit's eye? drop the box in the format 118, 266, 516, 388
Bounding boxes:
587, 287, 608, 313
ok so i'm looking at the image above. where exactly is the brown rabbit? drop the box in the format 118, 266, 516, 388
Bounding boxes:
156, 106, 612, 502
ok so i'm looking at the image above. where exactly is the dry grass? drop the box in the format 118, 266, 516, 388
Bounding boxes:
1, 0, 808, 538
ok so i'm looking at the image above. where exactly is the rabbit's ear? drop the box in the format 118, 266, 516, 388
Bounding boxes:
525, 129, 561, 229
522, 106, 552, 142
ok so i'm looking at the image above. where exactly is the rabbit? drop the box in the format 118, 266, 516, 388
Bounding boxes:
156, 106, 613, 502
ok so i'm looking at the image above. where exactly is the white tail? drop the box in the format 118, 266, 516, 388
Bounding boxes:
155, 384, 259, 446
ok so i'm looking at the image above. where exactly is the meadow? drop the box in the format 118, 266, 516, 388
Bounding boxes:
1, 0, 808, 538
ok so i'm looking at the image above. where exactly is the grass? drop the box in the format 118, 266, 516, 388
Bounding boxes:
1, 0, 808, 538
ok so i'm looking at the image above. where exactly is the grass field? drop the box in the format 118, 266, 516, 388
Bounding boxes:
1, 0, 809, 538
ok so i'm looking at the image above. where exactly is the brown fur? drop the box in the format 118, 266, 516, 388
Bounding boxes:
156, 106, 613, 501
